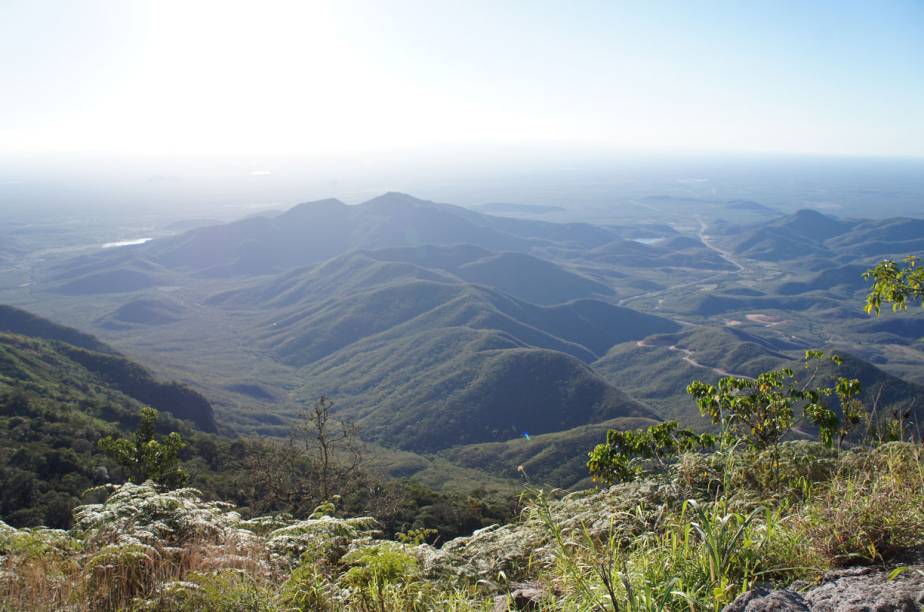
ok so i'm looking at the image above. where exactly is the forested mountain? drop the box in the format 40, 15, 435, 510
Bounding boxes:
0, 304, 113, 353
0, 316, 220, 526
46, 193, 618, 288
1, 307, 216, 431
0, 308, 524, 539
719, 208, 924, 262
205, 249, 675, 451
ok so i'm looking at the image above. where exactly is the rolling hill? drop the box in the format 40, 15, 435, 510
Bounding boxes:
719, 209, 924, 264
96, 297, 188, 329
720, 209, 856, 261
594, 325, 924, 427
775, 264, 870, 296
28, 193, 923, 484
297, 335, 659, 452
439, 415, 659, 488
202, 250, 677, 451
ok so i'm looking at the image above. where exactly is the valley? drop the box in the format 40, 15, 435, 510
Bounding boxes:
2, 192, 923, 490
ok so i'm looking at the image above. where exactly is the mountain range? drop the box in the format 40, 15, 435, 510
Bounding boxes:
5, 195, 923, 488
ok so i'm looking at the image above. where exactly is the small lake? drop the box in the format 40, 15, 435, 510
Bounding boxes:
101, 238, 152, 248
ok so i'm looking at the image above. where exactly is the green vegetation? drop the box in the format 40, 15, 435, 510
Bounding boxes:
865, 255, 924, 316
1, 441, 920, 610
0, 321, 521, 548
587, 421, 715, 484
588, 350, 866, 488
97, 407, 188, 488
0, 304, 112, 353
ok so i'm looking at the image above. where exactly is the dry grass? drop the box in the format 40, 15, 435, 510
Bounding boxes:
0, 533, 278, 611
800, 442, 924, 565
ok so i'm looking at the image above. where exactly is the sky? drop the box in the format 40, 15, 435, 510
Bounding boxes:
1, 0, 923, 158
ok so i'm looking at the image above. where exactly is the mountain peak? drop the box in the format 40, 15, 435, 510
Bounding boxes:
792, 208, 835, 222
361, 192, 433, 208
777, 208, 853, 240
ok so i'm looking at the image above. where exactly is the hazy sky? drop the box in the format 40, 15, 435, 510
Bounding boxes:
2, 0, 923, 158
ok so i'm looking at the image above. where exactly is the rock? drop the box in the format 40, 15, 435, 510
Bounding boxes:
805, 565, 924, 611
493, 583, 546, 611
723, 565, 924, 612
723, 586, 809, 611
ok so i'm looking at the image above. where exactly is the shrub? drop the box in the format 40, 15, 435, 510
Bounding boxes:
587, 421, 716, 485
138, 569, 276, 611
341, 542, 431, 611
265, 514, 379, 566
0, 525, 82, 610
73, 483, 247, 548
279, 561, 333, 611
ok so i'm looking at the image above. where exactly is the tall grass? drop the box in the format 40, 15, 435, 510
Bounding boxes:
801, 442, 924, 565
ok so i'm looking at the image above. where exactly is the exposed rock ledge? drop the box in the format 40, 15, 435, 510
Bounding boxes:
724, 565, 924, 612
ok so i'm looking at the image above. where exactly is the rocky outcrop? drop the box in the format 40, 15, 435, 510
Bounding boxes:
724, 565, 924, 612
722, 587, 809, 611
493, 583, 546, 611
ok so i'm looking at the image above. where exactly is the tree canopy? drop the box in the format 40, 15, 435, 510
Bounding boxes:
864, 255, 924, 316
97, 407, 188, 488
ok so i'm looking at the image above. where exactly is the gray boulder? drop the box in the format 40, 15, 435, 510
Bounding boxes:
723, 586, 809, 611
805, 566, 924, 612
724, 566, 924, 612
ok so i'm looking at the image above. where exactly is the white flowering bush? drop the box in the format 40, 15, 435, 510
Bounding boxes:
74, 482, 246, 547
266, 514, 380, 566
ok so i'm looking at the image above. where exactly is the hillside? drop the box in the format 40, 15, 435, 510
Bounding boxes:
595, 325, 924, 426
0, 325, 520, 538
0, 304, 113, 353
96, 297, 188, 329
775, 264, 870, 296
826, 216, 924, 258
0, 327, 225, 526
0, 328, 216, 433
297, 331, 658, 451
722, 209, 856, 262
718, 209, 924, 264
196, 250, 678, 451
585, 236, 735, 270
246, 276, 676, 366
16, 194, 924, 503
453, 251, 614, 305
